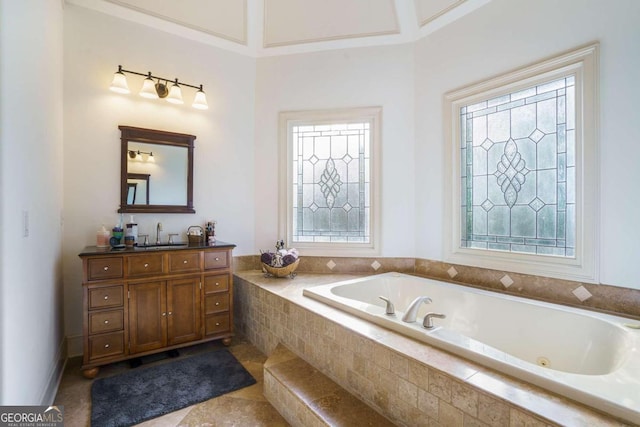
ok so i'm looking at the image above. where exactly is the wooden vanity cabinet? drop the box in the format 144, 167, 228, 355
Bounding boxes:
79, 243, 235, 378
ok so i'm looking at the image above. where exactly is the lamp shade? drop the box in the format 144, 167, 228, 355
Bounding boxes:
192, 85, 208, 110
109, 69, 130, 94
166, 80, 184, 104
140, 73, 159, 99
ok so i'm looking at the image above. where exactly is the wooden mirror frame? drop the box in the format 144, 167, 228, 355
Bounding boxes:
118, 126, 195, 214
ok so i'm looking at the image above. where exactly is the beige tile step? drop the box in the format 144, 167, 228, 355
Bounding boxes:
264, 343, 395, 427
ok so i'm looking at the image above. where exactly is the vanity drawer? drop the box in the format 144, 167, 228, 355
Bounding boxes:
89, 309, 123, 334
169, 251, 201, 273
205, 293, 229, 314
87, 257, 123, 281
204, 251, 229, 270
205, 314, 230, 335
88, 285, 124, 309
89, 331, 124, 360
204, 274, 229, 293
127, 254, 165, 277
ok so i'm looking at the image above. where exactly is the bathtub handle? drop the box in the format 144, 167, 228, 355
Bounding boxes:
423, 312, 446, 329
378, 296, 395, 315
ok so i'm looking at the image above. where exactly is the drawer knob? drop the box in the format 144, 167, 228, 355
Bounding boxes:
104, 344, 110, 348
144, 263, 149, 268
103, 296, 109, 300
103, 266, 109, 271
183, 260, 188, 264
215, 257, 220, 261
215, 302, 220, 306
215, 282, 219, 286
215, 322, 220, 326
104, 320, 109, 324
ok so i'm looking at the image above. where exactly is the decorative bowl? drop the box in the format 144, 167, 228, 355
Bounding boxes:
262, 259, 300, 278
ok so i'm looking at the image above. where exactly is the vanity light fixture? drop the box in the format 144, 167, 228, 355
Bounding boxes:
128, 149, 154, 161
109, 65, 208, 110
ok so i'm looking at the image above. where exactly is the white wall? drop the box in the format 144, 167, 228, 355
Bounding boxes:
254, 45, 416, 255
63, 5, 256, 353
0, 0, 65, 404
414, 0, 640, 289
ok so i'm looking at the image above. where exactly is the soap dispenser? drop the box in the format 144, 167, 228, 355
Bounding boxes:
125, 215, 138, 245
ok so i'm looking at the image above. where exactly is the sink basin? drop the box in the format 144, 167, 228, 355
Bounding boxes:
136, 243, 188, 250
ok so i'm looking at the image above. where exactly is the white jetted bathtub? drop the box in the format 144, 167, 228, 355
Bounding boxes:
303, 272, 640, 424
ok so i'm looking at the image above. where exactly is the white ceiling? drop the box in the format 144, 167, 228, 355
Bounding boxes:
66, 0, 491, 57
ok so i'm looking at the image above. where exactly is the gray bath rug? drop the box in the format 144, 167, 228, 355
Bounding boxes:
91, 348, 256, 427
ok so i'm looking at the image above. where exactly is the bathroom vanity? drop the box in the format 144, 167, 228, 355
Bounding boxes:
78, 241, 235, 378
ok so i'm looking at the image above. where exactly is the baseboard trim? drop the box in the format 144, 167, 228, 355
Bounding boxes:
40, 337, 67, 405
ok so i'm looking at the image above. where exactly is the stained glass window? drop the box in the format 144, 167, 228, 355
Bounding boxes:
460, 76, 575, 257
291, 122, 371, 243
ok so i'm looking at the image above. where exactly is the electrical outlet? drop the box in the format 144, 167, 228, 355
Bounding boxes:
22, 210, 29, 237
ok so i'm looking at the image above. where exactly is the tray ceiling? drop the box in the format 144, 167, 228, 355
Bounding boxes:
67, 0, 490, 57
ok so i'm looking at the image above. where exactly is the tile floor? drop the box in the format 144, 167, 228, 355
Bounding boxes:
54, 336, 290, 426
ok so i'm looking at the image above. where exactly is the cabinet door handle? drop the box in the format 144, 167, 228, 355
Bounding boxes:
168, 311, 172, 315
104, 320, 109, 324
162, 312, 166, 316
103, 266, 109, 271
104, 344, 110, 348
103, 295, 109, 300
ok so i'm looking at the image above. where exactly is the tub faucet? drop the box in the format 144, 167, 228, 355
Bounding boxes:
401, 296, 432, 323
423, 312, 446, 329
378, 296, 395, 315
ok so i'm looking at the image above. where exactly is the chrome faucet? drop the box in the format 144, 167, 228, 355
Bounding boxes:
423, 312, 446, 329
401, 296, 432, 322
156, 222, 163, 244
378, 296, 395, 315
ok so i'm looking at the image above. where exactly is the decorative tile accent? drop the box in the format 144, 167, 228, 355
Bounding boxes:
500, 274, 514, 288
447, 266, 458, 278
326, 260, 336, 270
572, 285, 592, 302
371, 260, 381, 270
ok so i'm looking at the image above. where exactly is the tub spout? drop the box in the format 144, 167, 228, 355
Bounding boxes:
378, 296, 395, 315
401, 296, 432, 322
423, 312, 446, 329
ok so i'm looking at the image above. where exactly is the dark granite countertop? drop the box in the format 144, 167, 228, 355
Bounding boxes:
78, 240, 236, 256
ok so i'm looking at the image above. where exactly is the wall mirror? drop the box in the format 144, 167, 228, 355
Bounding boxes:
119, 126, 195, 213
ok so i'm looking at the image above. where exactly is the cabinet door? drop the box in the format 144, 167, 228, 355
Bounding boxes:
166, 277, 201, 345
129, 281, 166, 354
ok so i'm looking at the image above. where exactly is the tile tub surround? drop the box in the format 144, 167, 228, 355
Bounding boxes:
233, 271, 631, 426
234, 255, 640, 320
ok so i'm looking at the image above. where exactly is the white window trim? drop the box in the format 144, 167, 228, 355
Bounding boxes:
443, 44, 600, 283
279, 107, 382, 257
